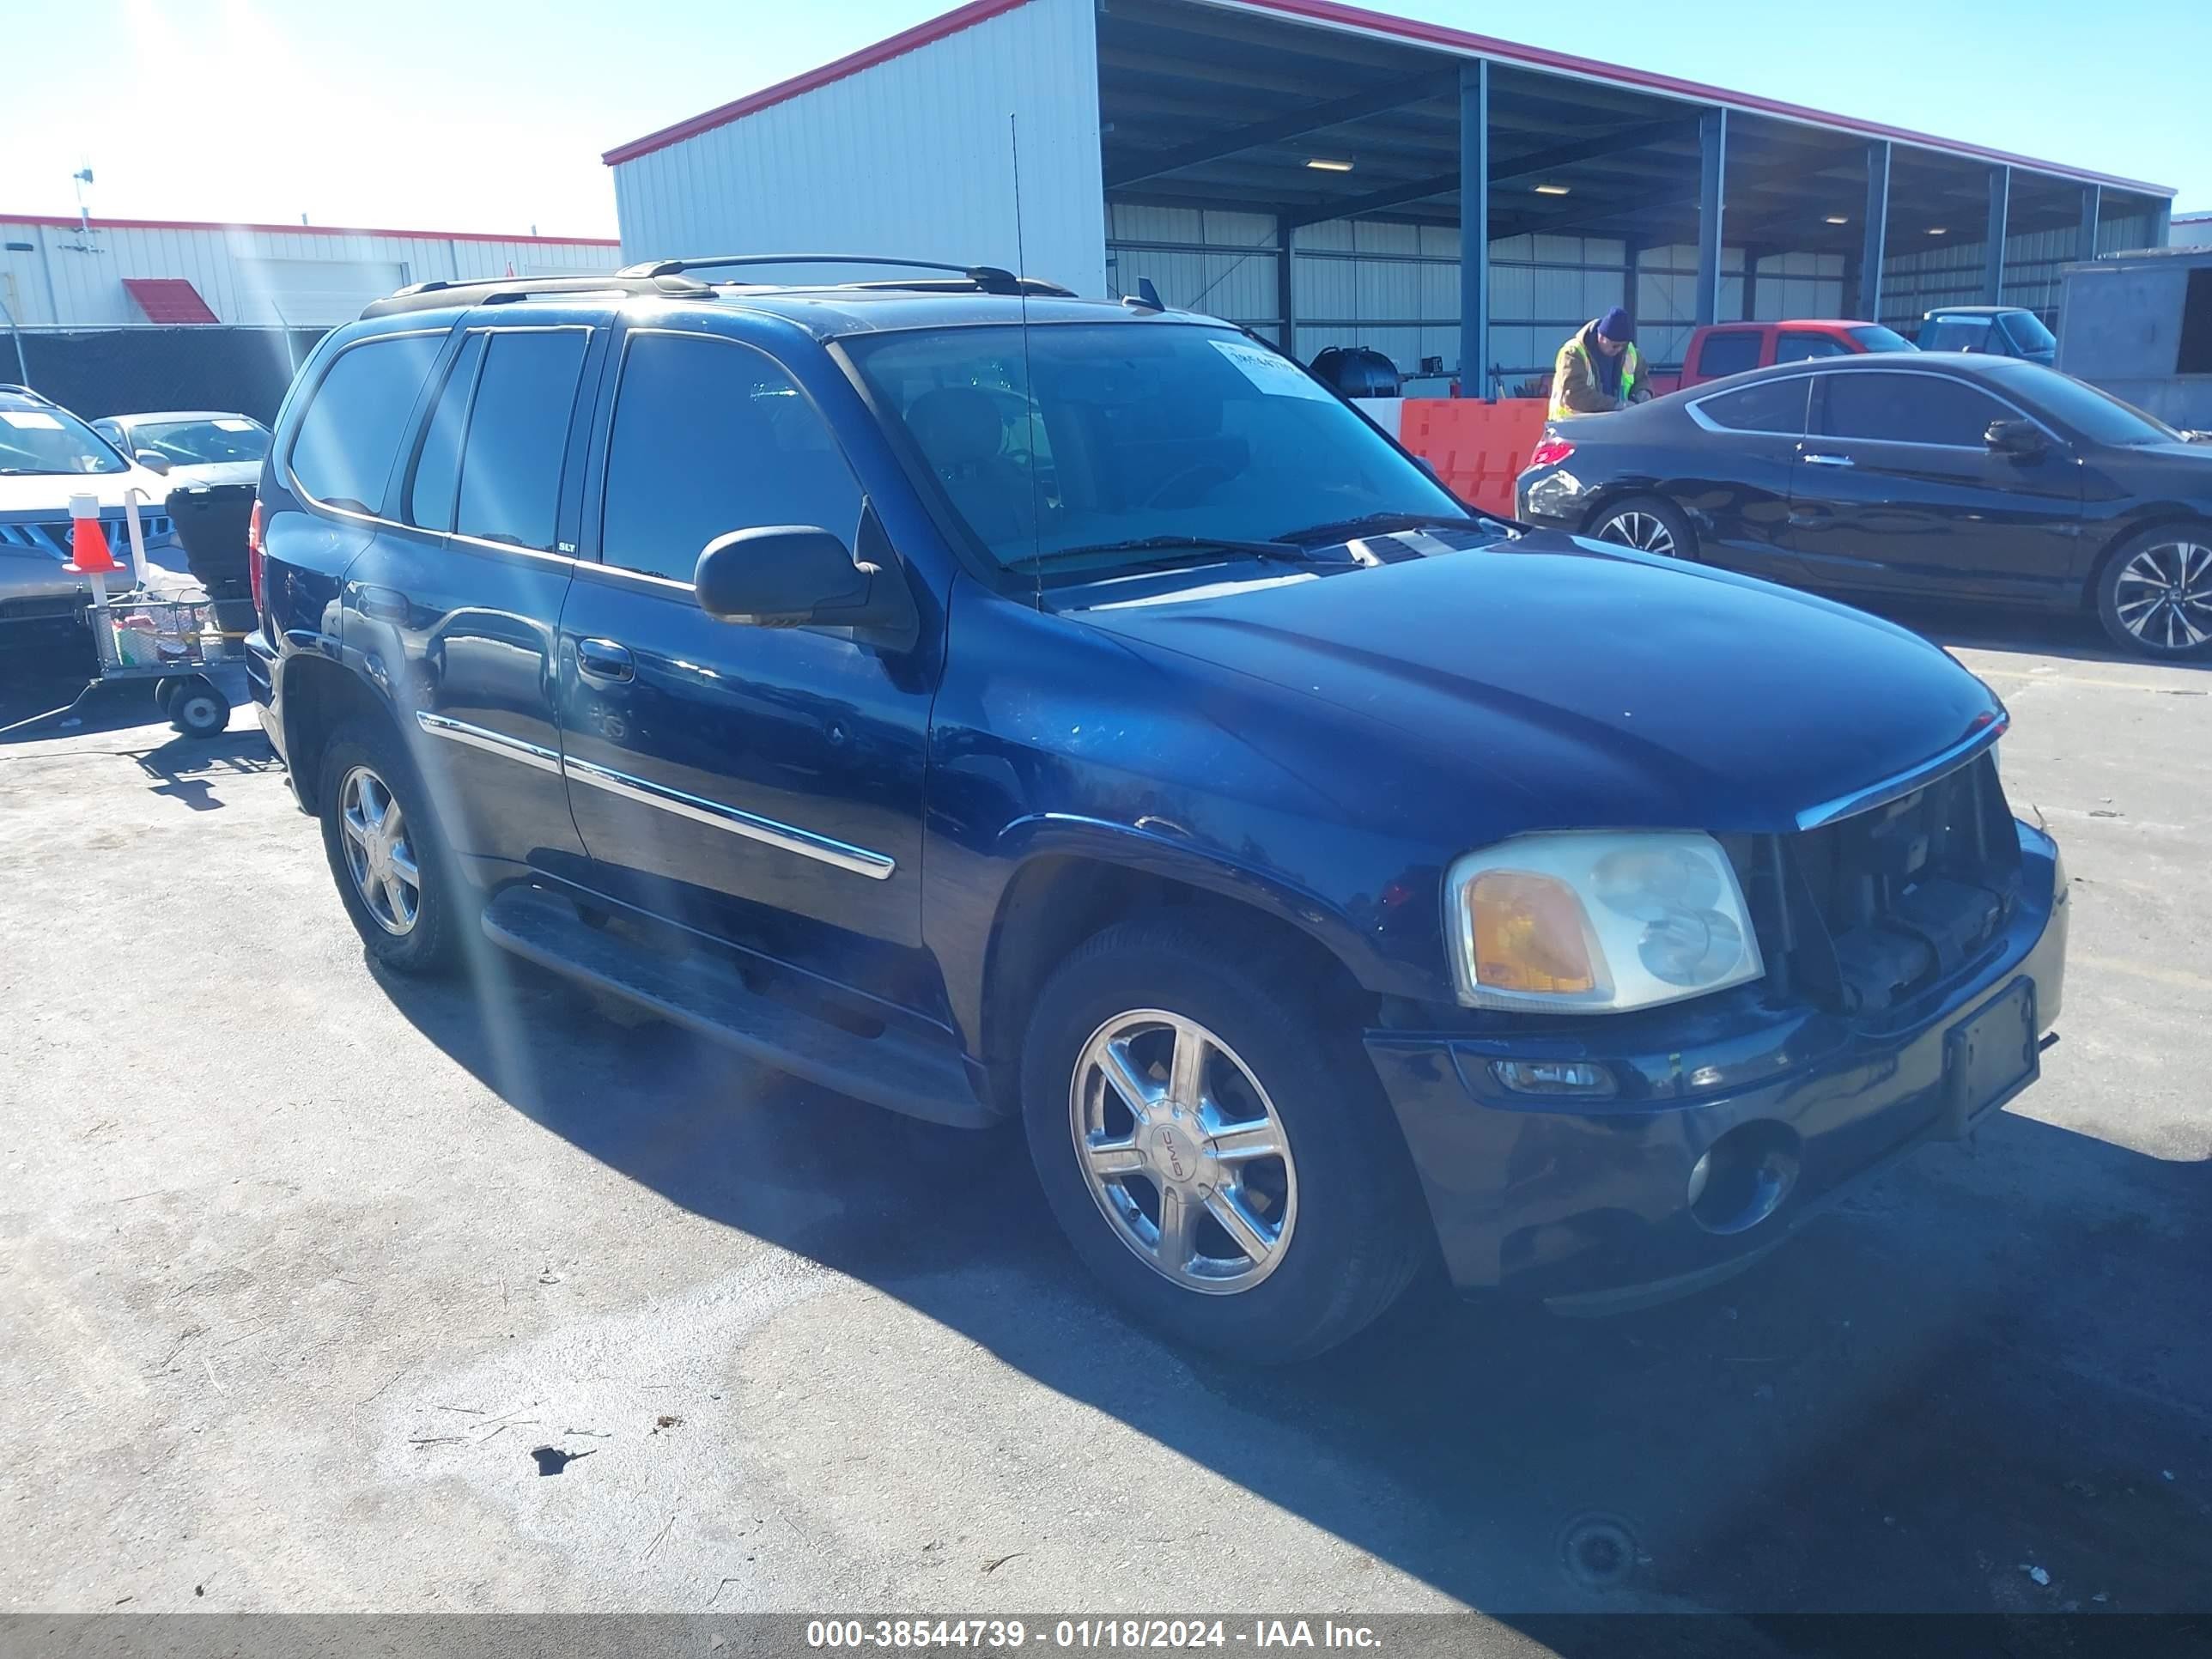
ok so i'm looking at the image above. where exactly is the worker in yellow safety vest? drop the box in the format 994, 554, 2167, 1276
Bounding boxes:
1549, 307, 1648, 418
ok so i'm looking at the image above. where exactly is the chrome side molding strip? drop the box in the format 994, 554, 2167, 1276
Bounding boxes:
562, 757, 897, 880
414, 712, 896, 880
415, 711, 563, 775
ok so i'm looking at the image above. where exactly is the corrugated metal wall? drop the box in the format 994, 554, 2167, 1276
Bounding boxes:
609, 0, 1107, 295
0, 220, 615, 331
1878, 209, 2159, 330
1107, 207, 1842, 382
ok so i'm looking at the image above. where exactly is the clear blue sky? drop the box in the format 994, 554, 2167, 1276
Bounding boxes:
3, 0, 2205, 239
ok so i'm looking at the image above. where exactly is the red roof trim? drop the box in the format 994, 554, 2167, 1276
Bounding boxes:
602, 0, 1034, 165
121, 277, 219, 325
599, 0, 2174, 200
0, 213, 617, 247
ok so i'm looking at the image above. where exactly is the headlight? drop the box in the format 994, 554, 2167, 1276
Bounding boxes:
1445, 830, 1765, 1012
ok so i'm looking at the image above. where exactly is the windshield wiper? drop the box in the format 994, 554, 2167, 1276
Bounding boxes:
1003, 534, 1323, 574
1273, 510, 1484, 545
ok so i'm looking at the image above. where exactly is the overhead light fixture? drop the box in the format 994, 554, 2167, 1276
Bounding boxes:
1534, 183, 1571, 196
1825, 215, 1849, 225
1305, 158, 1354, 173
1928, 226, 1948, 235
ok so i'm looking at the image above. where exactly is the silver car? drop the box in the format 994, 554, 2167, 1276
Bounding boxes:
89, 410, 271, 489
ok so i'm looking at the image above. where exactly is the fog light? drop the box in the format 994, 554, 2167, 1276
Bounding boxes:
1686, 1150, 1712, 1208
1687, 1122, 1800, 1235
1492, 1059, 1618, 1097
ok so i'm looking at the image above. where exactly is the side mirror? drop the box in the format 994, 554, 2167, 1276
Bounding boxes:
1985, 419, 2045, 459
134, 449, 173, 475
694, 521, 917, 647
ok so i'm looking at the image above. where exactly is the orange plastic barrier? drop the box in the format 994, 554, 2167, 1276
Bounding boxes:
1397, 397, 1548, 519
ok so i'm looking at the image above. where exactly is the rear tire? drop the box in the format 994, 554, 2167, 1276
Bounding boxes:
317, 715, 460, 975
2094, 525, 2212, 659
1588, 495, 1697, 562
1019, 918, 1431, 1363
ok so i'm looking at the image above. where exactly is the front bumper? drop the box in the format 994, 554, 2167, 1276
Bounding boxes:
1368, 821, 2067, 1305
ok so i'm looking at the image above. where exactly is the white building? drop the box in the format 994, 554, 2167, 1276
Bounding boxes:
1, 214, 618, 333
601, 0, 2172, 383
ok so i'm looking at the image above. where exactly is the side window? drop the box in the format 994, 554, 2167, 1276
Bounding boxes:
1776, 331, 1850, 364
289, 333, 446, 512
1697, 377, 1809, 434
453, 331, 592, 550
599, 332, 863, 583
1820, 372, 2008, 447
1695, 331, 1762, 379
406, 334, 485, 532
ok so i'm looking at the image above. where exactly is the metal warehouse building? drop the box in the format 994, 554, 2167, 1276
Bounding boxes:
1, 215, 618, 332
605, 0, 2174, 389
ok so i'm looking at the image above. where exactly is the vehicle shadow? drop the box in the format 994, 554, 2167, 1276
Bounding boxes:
1857, 596, 2210, 674
131, 730, 282, 809
375, 944, 2212, 1626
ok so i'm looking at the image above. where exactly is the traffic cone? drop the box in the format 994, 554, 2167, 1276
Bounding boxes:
66, 507, 118, 574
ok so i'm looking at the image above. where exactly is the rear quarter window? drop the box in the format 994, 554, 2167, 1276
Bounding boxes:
1694, 331, 1763, 379
288, 331, 447, 514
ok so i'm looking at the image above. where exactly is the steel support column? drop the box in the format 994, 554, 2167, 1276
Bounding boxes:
2077, 184, 2103, 262
1860, 141, 1890, 321
2151, 198, 2172, 247
1694, 107, 1727, 326
1459, 60, 1490, 396
1275, 213, 1296, 356
1984, 165, 2011, 303
1741, 246, 1763, 321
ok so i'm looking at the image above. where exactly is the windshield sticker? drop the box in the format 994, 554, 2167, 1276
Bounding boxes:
214, 418, 257, 432
1208, 338, 1336, 402
2, 410, 65, 430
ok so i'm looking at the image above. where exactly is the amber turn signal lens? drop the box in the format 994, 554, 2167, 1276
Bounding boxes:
1467, 871, 1596, 994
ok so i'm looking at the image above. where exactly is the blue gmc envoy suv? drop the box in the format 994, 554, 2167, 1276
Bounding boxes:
247, 258, 2067, 1361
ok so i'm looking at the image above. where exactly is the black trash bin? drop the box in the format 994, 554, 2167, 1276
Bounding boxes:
165, 482, 258, 637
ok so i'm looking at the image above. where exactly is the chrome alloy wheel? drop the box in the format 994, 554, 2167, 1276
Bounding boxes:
338, 764, 421, 936
1595, 509, 1677, 556
1068, 1010, 1297, 1294
2113, 539, 2212, 650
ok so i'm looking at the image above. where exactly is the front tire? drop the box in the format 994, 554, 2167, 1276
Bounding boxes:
2095, 526, 2212, 658
1019, 919, 1430, 1363
317, 716, 460, 975
1588, 495, 1696, 562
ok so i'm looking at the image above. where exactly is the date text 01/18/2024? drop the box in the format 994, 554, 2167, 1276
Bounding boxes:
804, 1619, 1384, 1650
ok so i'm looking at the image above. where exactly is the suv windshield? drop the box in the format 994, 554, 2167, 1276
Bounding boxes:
844, 322, 1470, 568
2000, 310, 2058, 355
127, 417, 271, 465
0, 402, 128, 476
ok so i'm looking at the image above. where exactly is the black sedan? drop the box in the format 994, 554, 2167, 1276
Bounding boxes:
1515, 353, 2212, 658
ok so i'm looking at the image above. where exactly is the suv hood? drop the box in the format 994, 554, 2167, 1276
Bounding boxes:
1070, 532, 2004, 836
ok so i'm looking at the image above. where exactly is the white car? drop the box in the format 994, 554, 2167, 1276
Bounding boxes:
89, 410, 270, 489
2, 385, 175, 641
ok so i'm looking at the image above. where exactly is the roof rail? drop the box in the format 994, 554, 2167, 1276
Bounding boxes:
358, 272, 712, 319
0, 382, 54, 403
617, 253, 1071, 297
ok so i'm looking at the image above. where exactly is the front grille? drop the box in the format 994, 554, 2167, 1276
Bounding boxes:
1725, 754, 2020, 1016
0, 515, 174, 556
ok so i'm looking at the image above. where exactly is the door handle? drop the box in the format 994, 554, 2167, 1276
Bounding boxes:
576, 638, 635, 684
1800, 453, 1855, 468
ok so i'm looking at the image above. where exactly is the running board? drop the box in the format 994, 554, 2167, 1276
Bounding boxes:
480, 885, 994, 1128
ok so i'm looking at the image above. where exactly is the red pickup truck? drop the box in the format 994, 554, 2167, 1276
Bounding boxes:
1675, 319, 1916, 388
